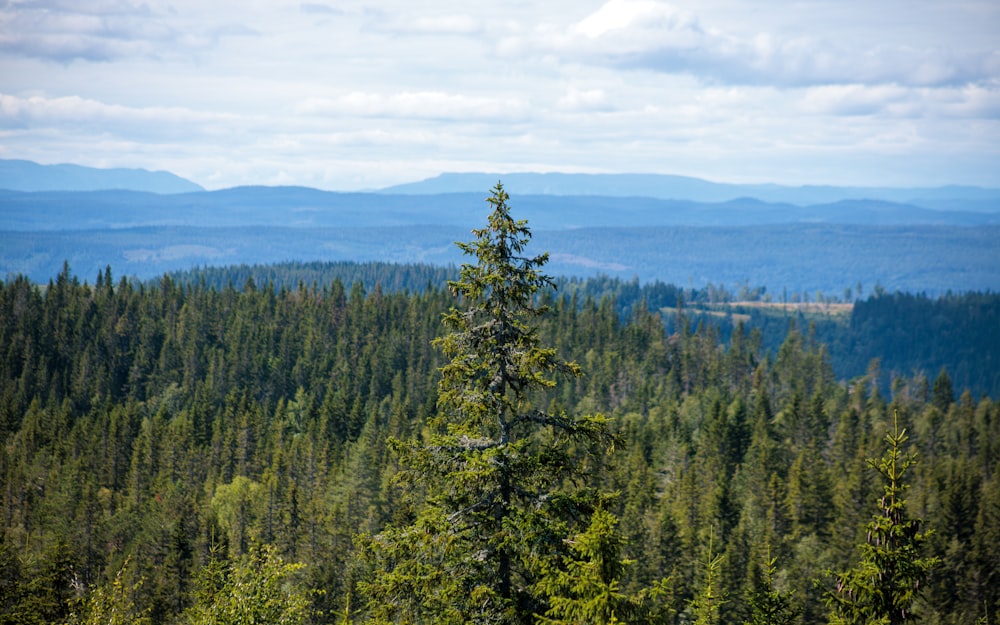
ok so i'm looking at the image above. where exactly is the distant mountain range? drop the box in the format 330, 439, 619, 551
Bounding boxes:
2, 159, 998, 210
381, 172, 1000, 212
2, 160, 999, 294
2, 186, 999, 232
0, 159, 204, 194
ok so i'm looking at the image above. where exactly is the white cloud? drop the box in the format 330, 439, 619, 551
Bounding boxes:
555, 88, 613, 112
299, 3, 343, 16
504, 0, 999, 88
380, 14, 482, 36
0, 0, 252, 62
0, 0, 997, 189
0, 92, 245, 143
797, 83, 1000, 120
799, 85, 912, 117
295, 91, 530, 122
572, 0, 693, 39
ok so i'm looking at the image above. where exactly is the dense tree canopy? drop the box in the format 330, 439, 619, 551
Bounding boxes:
0, 193, 997, 624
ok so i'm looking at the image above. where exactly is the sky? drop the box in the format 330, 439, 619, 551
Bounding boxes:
1, 0, 998, 191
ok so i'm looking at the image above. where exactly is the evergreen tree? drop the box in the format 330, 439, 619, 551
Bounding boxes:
931, 369, 954, 414
743, 547, 799, 625
358, 184, 617, 624
534, 507, 671, 624
689, 530, 727, 625
826, 411, 937, 625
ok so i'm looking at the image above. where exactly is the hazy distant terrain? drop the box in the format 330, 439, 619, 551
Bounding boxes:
381, 172, 1000, 211
4, 186, 1000, 232
0, 159, 204, 194
4, 224, 998, 297
2, 162, 998, 294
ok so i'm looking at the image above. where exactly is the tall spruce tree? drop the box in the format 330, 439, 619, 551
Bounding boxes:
357, 183, 616, 624
826, 411, 937, 625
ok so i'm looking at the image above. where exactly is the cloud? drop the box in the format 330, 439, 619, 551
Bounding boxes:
502, 0, 999, 88
0, 0, 251, 62
572, 0, 702, 41
295, 91, 529, 122
1, 2, 996, 190
799, 85, 912, 117
797, 82, 1000, 119
299, 3, 343, 16
382, 14, 482, 36
0, 92, 240, 139
10, 0, 153, 17
555, 88, 614, 113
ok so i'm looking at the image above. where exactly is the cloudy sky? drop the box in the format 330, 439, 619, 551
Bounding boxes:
1, 0, 998, 190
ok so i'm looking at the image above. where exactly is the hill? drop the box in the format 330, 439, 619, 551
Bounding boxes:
0, 159, 204, 193
3, 186, 999, 232
2, 174, 998, 297
380, 172, 1000, 211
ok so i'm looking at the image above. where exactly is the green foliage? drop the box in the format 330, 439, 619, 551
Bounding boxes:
841, 291, 1000, 398
211, 476, 263, 555
359, 184, 617, 624
534, 507, 671, 624
0, 244, 996, 624
826, 412, 938, 625
689, 531, 727, 625
184, 544, 310, 625
355, 507, 476, 625
70, 558, 151, 625
743, 548, 799, 625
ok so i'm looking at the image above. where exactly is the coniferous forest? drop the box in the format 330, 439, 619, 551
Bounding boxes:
1, 186, 999, 624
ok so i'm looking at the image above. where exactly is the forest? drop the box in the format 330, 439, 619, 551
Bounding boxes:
167, 261, 1000, 399
0, 185, 998, 624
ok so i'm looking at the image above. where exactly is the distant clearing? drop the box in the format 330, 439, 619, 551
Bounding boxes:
662, 301, 853, 321
720, 301, 854, 316
659, 307, 752, 324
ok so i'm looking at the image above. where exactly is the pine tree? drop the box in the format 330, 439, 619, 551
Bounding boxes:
826, 411, 937, 625
358, 183, 617, 624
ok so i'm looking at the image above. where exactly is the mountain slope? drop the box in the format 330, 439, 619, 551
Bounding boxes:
2, 187, 998, 232
0, 159, 204, 193
380, 172, 1000, 210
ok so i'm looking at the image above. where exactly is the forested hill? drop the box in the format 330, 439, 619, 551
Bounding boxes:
0, 261, 997, 624
166, 261, 1000, 398
4, 182, 1000, 296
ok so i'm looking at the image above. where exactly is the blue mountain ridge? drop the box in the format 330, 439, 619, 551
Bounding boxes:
3, 163, 998, 294
0, 159, 204, 194
379, 172, 1000, 211
2, 186, 998, 232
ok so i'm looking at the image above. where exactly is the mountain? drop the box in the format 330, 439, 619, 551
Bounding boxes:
379, 172, 1000, 211
0, 159, 204, 193
3, 187, 998, 232
2, 171, 999, 295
